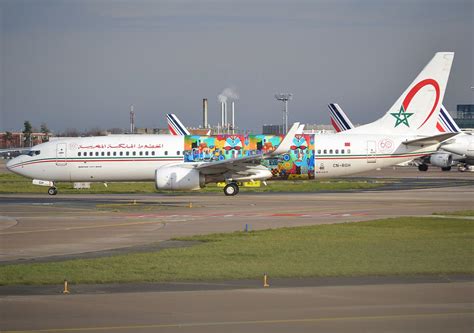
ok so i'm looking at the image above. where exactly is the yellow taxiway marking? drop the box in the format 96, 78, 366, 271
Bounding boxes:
4, 311, 473, 332
0, 220, 165, 235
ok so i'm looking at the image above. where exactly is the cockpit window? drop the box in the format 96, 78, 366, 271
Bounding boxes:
26, 150, 40, 156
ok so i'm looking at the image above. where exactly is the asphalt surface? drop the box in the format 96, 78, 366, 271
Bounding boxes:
0, 164, 473, 332
1, 281, 473, 333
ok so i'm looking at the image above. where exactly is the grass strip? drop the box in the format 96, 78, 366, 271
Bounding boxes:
433, 210, 474, 217
0, 173, 383, 194
0, 217, 472, 285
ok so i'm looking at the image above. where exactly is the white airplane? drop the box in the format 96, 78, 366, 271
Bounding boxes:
327, 102, 473, 171
6, 122, 301, 196
7, 52, 456, 194
440, 133, 474, 171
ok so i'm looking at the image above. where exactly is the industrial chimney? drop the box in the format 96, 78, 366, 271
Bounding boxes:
221, 102, 225, 128
231, 101, 235, 131
202, 98, 208, 128
130, 104, 135, 134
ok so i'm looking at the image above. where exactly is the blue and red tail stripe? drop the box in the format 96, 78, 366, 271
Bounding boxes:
328, 103, 354, 132
167, 114, 190, 136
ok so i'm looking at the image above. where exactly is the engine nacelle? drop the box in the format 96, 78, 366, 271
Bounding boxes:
155, 165, 204, 190
430, 153, 452, 168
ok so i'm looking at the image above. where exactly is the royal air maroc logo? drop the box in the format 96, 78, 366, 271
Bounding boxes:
391, 106, 413, 127
391, 79, 441, 129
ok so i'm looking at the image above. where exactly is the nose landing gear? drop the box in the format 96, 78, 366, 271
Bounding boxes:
48, 187, 58, 195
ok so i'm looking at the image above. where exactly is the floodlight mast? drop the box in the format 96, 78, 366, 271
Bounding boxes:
275, 93, 293, 133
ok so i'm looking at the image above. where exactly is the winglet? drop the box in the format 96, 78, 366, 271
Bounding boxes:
271, 122, 301, 156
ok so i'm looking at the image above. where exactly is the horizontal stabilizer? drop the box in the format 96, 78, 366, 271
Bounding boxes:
402, 132, 458, 146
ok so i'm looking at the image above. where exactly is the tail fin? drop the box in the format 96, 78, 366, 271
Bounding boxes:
167, 114, 190, 136
328, 103, 355, 132
350, 52, 454, 135
436, 105, 461, 133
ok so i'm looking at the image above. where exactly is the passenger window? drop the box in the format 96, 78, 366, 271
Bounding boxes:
335, 149, 339, 154
78, 152, 81, 157
177, 151, 180, 155
317, 150, 321, 154
139, 151, 143, 156
329, 149, 333, 154
107, 152, 111, 156
323, 149, 327, 154
145, 151, 149, 156
126, 151, 129, 156
89, 152, 93, 156
348, 149, 351, 154
151, 151, 155, 156
165, 151, 168, 156
113, 152, 117, 156
132, 151, 136, 156
101, 152, 105, 156
95, 152, 99, 156
341, 149, 345, 154
119, 152, 123, 156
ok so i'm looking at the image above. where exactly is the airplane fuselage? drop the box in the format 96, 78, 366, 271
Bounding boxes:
7, 133, 437, 183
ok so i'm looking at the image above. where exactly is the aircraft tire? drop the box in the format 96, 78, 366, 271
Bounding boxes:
224, 183, 238, 196
418, 164, 428, 172
441, 166, 451, 171
48, 187, 58, 196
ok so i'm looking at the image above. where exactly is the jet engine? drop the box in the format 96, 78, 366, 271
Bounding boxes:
155, 165, 205, 190
430, 152, 453, 168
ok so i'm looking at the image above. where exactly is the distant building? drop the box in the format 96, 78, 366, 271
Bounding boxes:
262, 124, 283, 135
303, 124, 336, 134
0, 132, 50, 149
455, 104, 474, 129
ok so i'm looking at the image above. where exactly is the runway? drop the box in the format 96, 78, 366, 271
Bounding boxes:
1, 164, 473, 332
0, 182, 473, 263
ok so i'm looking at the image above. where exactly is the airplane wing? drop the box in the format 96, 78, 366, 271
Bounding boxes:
185, 122, 301, 179
402, 133, 459, 146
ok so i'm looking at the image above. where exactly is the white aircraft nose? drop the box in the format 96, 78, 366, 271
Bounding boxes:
6, 158, 13, 171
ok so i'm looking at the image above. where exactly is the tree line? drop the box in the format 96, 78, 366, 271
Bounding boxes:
2, 121, 127, 148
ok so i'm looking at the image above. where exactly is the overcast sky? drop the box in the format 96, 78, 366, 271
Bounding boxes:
0, 0, 472, 132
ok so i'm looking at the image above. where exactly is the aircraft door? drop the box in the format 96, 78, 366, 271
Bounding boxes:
366, 141, 377, 163
56, 143, 67, 166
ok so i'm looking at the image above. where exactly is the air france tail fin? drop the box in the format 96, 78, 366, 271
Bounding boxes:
436, 105, 461, 133
328, 103, 355, 132
167, 114, 190, 136
350, 52, 454, 135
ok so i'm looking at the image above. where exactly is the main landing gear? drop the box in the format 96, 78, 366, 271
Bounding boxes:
48, 187, 58, 196
223, 182, 239, 196
418, 164, 428, 172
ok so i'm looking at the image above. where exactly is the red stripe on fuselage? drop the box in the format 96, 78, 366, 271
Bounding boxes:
9, 158, 183, 169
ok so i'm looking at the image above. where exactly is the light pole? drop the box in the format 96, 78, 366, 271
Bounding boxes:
275, 93, 293, 133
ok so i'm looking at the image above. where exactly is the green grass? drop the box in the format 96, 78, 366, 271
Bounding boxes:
0, 173, 383, 194
1, 217, 472, 285
434, 210, 474, 217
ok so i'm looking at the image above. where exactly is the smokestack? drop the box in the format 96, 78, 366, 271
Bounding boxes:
224, 102, 227, 129
221, 102, 225, 127
202, 98, 208, 128
231, 101, 235, 130
130, 104, 135, 134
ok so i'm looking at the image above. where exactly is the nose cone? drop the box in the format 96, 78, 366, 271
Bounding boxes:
6, 158, 14, 171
